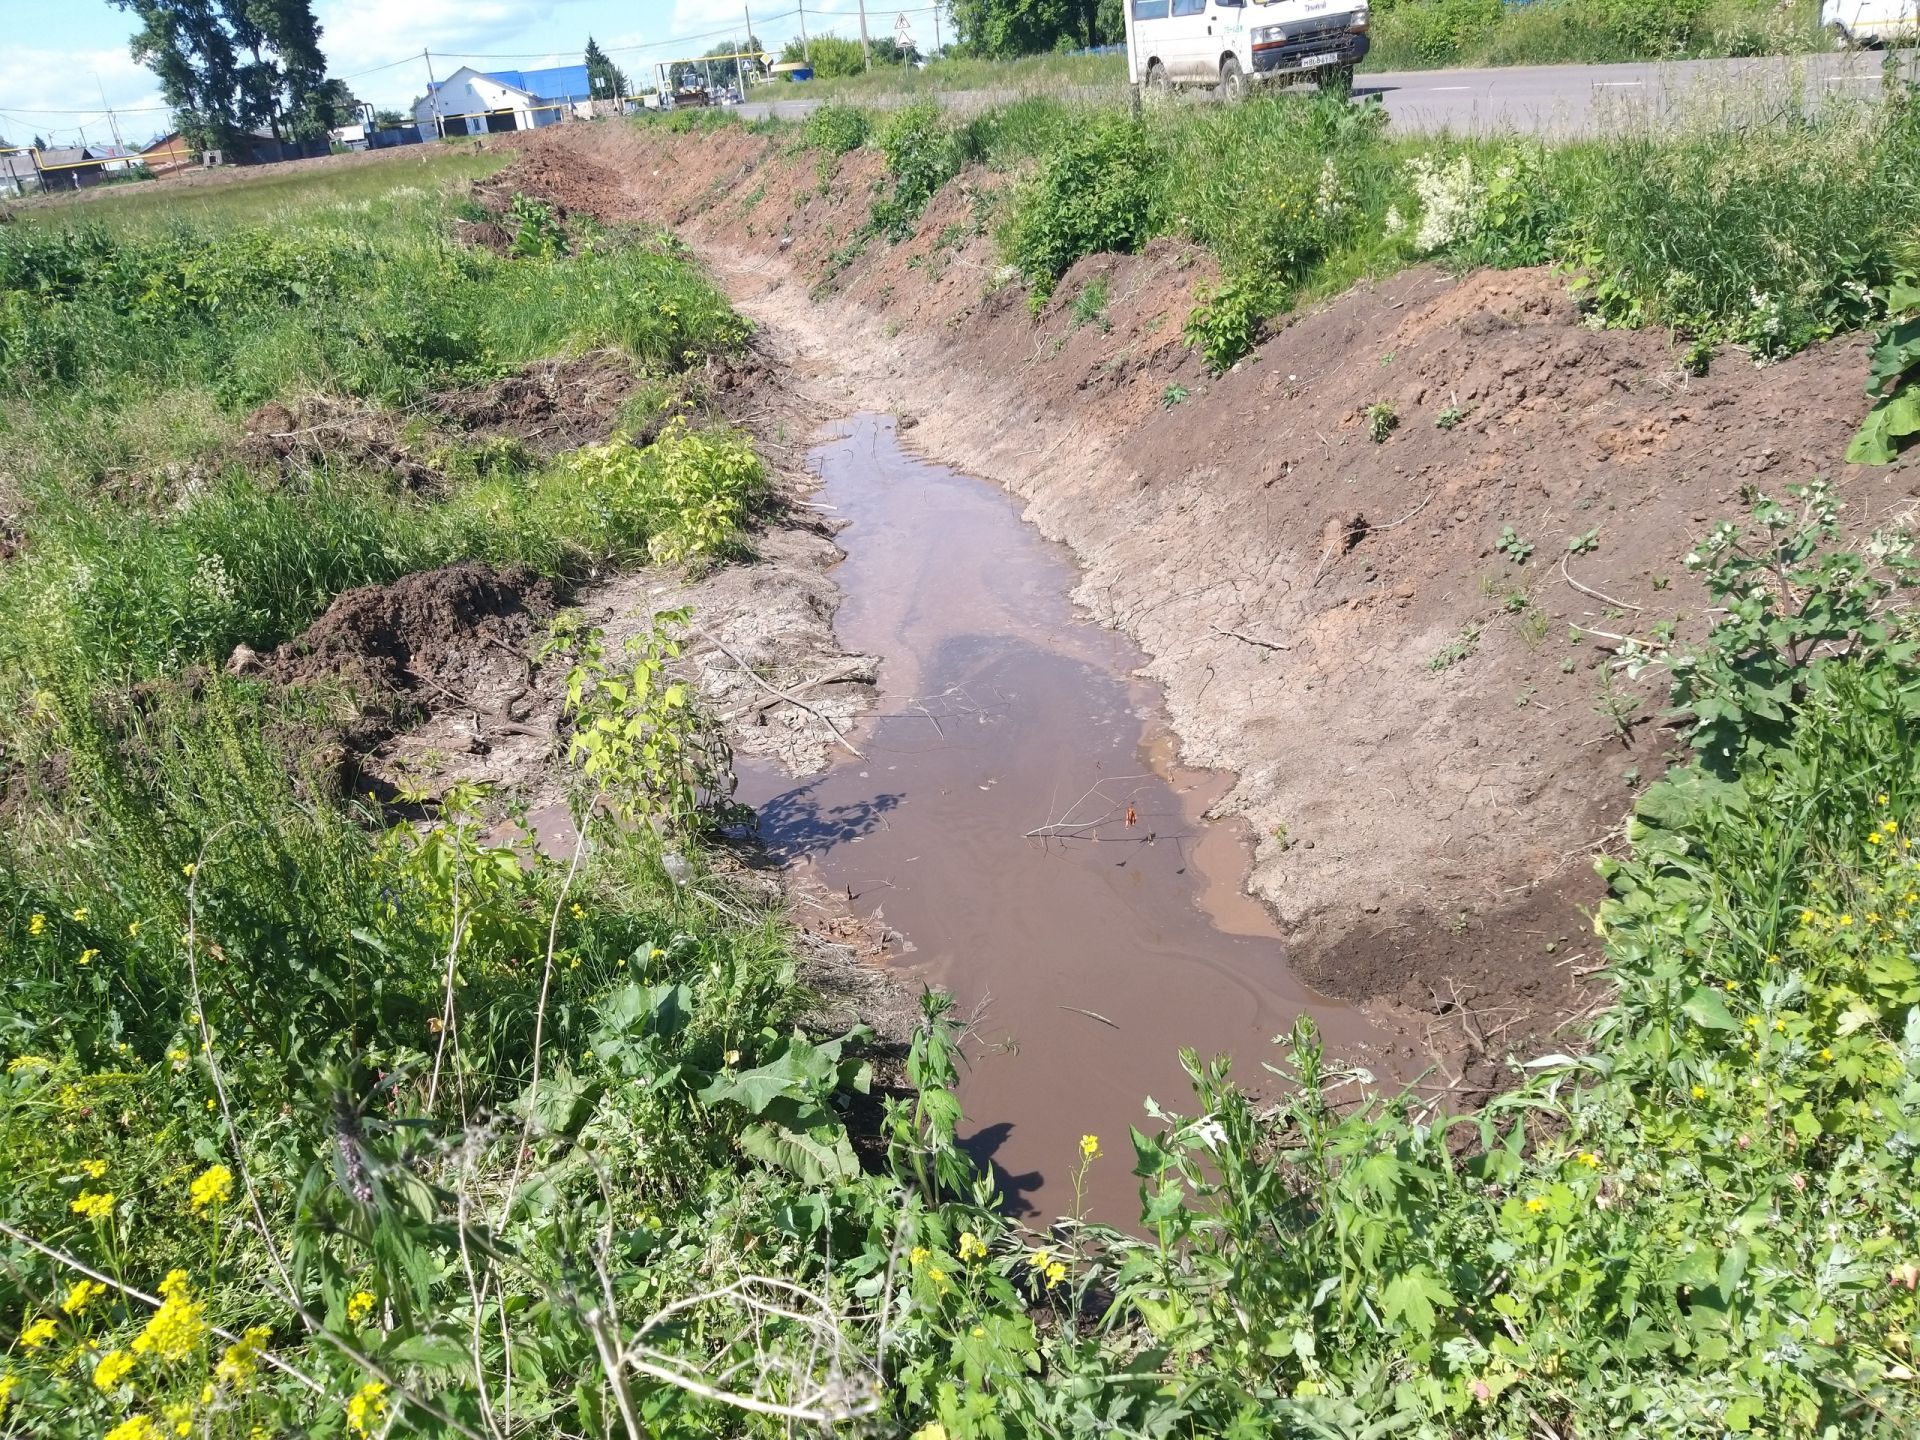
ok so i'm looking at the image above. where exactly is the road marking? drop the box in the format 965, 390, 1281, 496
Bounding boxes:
1593, 80, 1644, 87
1423, 85, 1472, 91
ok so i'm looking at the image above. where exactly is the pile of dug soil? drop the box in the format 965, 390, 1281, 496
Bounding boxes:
239, 398, 440, 492
256, 560, 553, 702
431, 352, 643, 455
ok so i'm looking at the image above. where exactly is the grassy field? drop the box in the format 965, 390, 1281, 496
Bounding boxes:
1363, 0, 1833, 70
2, 88, 1918, 1439
765, 50, 1126, 102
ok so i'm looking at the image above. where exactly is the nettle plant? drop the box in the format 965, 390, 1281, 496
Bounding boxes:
1624, 481, 1919, 772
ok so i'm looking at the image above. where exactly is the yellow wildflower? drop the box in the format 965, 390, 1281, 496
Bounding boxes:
1878, 792, 1890, 805
131, 1270, 206, 1362
1525, 1196, 1548, 1214
1576, 1151, 1601, 1168
1773, 1017, 1786, 1033
723, 1049, 740, 1066
19, 1317, 56, 1350
71, 1190, 115, 1222
1840, 914, 1854, 927
80, 1158, 108, 1179
182, 863, 195, 876
93, 1348, 136, 1391
926, 1266, 948, 1284
1724, 979, 1738, 991
346, 1381, 388, 1437
1078, 1134, 1101, 1160
1026, 1248, 1051, 1270
1799, 910, 1815, 924
214, 1326, 272, 1389
1868, 833, 1884, 845
0, 1372, 15, 1417
188, 1164, 234, 1213
104, 1417, 163, 1440
127, 920, 140, 937
1044, 1261, 1067, 1287
6, 1056, 52, 1074
958, 1231, 987, 1262
909, 1246, 930, 1269
62, 1279, 105, 1315
163, 1401, 193, 1437
346, 1290, 377, 1325
71, 908, 88, 922
1821, 1047, 1834, 1062
78, 948, 99, 966
1691, 1085, 1707, 1099
1885, 820, 1900, 834
1744, 1016, 1760, 1029
970, 1325, 987, 1338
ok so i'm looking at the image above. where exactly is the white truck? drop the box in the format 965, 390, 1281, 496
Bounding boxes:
1121, 0, 1371, 100
1820, 0, 1919, 44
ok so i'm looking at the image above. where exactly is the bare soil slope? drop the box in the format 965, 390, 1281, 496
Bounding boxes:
513, 120, 1919, 1027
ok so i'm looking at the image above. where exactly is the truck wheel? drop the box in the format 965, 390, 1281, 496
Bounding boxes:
1145, 60, 1170, 94
1319, 64, 1355, 96
1219, 55, 1248, 103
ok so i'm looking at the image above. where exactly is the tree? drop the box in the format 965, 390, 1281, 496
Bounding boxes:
373, 108, 407, 130
948, 0, 1120, 56
779, 34, 867, 78
696, 35, 764, 88
584, 36, 629, 101
109, 0, 336, 149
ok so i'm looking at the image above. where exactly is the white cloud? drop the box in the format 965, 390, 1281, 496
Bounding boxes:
315, 0, 563, 107
0, 47, 163, 147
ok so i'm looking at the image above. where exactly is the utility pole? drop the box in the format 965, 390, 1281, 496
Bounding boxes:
857, 0, 872, 70
93, 72, 126, 154
796, 0, 811, 62
743, 3, 754, 90
934, 5, 942, 54
423, 48, 445, 138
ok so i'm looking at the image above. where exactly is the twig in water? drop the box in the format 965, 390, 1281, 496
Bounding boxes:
1057, 1005, 1119, 1029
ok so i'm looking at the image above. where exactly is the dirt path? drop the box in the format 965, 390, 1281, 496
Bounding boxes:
505, 122, 1919, 1051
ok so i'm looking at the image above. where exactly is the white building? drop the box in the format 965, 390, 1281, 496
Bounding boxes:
412, 64, 597, 138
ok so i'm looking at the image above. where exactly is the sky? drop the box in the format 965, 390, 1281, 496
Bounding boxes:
0, 0, 949, 147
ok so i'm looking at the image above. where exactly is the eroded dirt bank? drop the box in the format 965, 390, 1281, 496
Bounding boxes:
510, 120, 1918, 1036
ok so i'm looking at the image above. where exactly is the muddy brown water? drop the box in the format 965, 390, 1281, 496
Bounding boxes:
736, 416, 1387, 1224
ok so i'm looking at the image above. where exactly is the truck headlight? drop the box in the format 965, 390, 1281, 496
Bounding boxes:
1253, 24, 1281, 42
1350, 8, 1370, 29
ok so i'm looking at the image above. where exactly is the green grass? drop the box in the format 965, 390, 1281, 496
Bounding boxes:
819, 78, 1920, 370
775, 49, 1126, 102
1364, 0, 1832, 71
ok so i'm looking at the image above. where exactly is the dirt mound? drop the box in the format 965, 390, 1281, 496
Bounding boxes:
454, 218, 513, 254
259, 561, 554, 698
431, 351, 644, 454
239, 397, 441, 491
505, 122, 1918, 1048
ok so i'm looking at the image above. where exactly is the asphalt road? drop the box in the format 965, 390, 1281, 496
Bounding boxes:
738, 48, 1916, 135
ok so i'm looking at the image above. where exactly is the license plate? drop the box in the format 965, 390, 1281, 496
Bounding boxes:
1295, 51, 1338, 69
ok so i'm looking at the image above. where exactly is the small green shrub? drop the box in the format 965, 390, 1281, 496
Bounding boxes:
1068, 276, 1112, 333
1183, 273, 1279, 373
871, 100, 963, 239
802, 103, 870, 157
1001, 113, 1153, 299
1366, 401, 1399, 442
